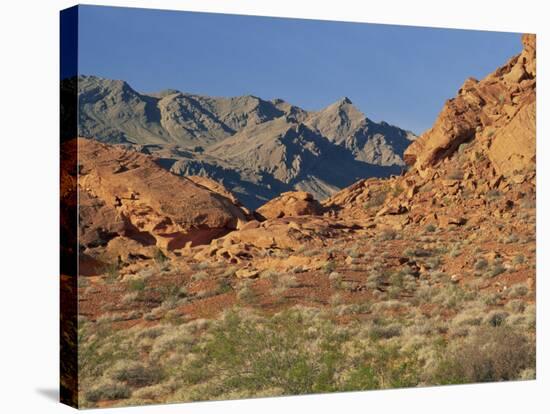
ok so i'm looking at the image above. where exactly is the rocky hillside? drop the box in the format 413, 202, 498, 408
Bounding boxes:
73, 75, 415, 208
404, 34, 535, 176
326, 34, 536, 223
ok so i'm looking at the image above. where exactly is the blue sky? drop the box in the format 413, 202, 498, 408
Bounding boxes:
77, 5, 522, 134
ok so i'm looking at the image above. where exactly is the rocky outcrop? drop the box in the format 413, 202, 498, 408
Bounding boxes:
256, 191, 323, 220
192, 216, 341, 266
404, 34, 536, 176
69, 138, 248, 253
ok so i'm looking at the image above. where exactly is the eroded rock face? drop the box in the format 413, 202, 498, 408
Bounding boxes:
256, 191, 323, 220
404, 34, 536, 176
487, 99, 536, 175
67, 138, 248, 253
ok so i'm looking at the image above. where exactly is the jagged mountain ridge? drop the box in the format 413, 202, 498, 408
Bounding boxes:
74, 75, 416, 208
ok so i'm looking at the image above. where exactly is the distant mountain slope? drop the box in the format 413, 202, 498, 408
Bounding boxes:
72, 75, 416, 208
77, 75, 289, 145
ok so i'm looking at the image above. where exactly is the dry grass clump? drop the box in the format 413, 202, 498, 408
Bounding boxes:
191, 271, 209, 281
84, 378, 130, 403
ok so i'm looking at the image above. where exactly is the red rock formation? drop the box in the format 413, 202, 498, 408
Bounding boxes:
256, 191, 323, 220
65, 138, 248, 253
404, 34, 536, 177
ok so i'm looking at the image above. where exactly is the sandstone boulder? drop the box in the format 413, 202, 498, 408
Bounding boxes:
256, 191, 323, 220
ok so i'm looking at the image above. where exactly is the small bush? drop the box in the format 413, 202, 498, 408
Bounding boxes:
196, 261, 210, 270
486, 189, 501, 200
121, 292, 140, 305
458, 142, 470, 153
391, 185, 404, 197
237, 284, 257, 303
508, 284, 529, 298
369, 323, 402, 340
328, 272, 342, 288
191, 271, 208, 281
432, 326, 535, 384
364, 191, 387, 209
487, 264, 506, 278
485, 311, 509, 327
103, 262, 120, 282
128, 279, 146, 292
154, 248, 169, 267
379, 229, 397, 241
85, 380, 130, 403
513, 254, 525, 265
506, 299, 526, 313
108, 360, 163, 388
132, 383, 170, 400
426, 257, 442, 270
425, 224, 437, 233
329, 293, 343, 306
403, 248, 415, 257
323, 261, 337, 274
280, 274, 299, 289
216, 278, 233, 295
474, 258, 488, 271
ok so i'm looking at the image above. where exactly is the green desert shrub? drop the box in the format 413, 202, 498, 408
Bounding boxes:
237, 283, 257, 303
424, 224, 437, 233
215, 278, 233, 295
368, 323, 402, 340
323, 261, 337, 274
107, 360, 163, 388
484, 311, 509, 327
128, 279, 146, 292
103, 262, 120, 282
179, 308, 350, 395
474, 258, 488, 271
343, 343, 421, 390
487, 263, 506, 278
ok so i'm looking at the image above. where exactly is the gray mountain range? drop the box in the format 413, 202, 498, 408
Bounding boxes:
74, 75, 416, 209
